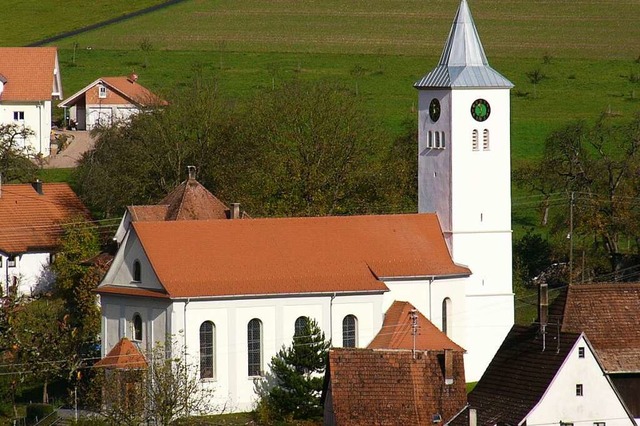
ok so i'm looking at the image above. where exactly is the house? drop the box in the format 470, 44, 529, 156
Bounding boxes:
0, 47, 63, 156
448, 324, 636, 426
113, 166, 245, 245
0, 182, 90, 296
58, 74, 165, 131
549, 283, 640, 420
96, 0, 515, 412
323, 348, 467, 426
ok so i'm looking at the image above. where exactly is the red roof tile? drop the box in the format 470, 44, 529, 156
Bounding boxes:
94, 337, 147, 369
0, 183, 90, 254
130, 214, 469, 298
0, 47, 59, 101
325, 348, 467, 425
59, 76, 165, 108
95, 285, 169, 299
128, 205, 168, 222
158, 177, 229, 220
551, 282, 640, 373
368, 301, 464, 352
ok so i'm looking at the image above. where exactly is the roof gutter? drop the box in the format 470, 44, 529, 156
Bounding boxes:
379, 273, 470, 282
169, 289, 387, 301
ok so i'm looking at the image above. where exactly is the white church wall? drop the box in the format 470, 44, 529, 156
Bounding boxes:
110, 231, 163, 290
526, 336, 633, 426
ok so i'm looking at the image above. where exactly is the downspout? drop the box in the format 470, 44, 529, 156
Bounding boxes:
429, 277, 433, 320
330, 292, 336, 344
38, 102, 43, 154
183, 298, 190, 364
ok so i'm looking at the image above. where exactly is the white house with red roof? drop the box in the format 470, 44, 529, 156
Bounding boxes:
58, 75, 165, 130
0, 182, 90, 296
96, 0, 515, 413
0, 47, 63, 156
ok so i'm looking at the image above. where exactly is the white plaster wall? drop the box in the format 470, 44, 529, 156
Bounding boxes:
0, 101, 52, 155
0, 252, 52, 296
168, 293, 383, 413
86, 105, 138, 130
527, 336, 634, 426
109, 230, 163, 290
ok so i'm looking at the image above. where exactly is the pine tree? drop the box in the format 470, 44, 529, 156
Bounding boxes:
262, 317, 330, 421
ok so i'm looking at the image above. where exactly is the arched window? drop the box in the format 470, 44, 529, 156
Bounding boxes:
294, 316, 308, 339
133, 260, 141, 282
200, 321, 215, 379
472, 130, 479, 151
440, 132, 446, 149
247, 319, 263, 376
435, 132, 441, 148
132, 313, 142, 341
428, 131, 433, 148
442, 298, 452, 336
342, 315, 357, 347
483, 129, 490, 150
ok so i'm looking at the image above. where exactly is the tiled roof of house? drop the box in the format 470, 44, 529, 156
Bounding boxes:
129, 214, 470, 298
0, 47, 60, 101
460, 325, 581, 426
158, 177, 230, 220
550, 282, 640, 373
368, 301, 464, 352
324, 348, 466, 425
59, 75, 165, 108
0, 183, 90, 254
94, 337, 147, 369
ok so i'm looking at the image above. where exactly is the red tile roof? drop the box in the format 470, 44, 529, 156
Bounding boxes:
324, 348, 467, 425
59, 76, 165, 108
95, 285, 169, 299
368, 301, 464, 352
0, 183, 90, 254
129, 214, 469, 298
94, 337, 147, 369
458, 325, 583, 426
551, 282, 640, 373
0, 47, 59, 101
158, 177, 230, 220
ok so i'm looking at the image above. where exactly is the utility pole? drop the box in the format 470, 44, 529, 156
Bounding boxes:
410, 309, 418, 359
569, 191, 574, 286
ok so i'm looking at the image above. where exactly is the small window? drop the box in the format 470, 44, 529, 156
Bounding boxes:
294, 316, 308, 339
200, 321, 215, 379
434, 132, 441, 149
472, 130, 479, 151
248, 318, 263, 376
342, 315, 357, 347
133, 260, 141, 282
442, 298, 452, 336
576, 384, 583, 396
132, 314, 142, 341
578, 347, 585, 358
428, 131, 433, 148
483, 129, 490, 150
7, 255, 16, 268
560, 423, 574, 426
593, 422, 605, 426
98, 85, 107, 99
0, 257, 3, 267
13, 111, 24, 121
440, 132, 446, 149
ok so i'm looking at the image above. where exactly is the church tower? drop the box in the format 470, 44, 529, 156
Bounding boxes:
415, 0, 514, 381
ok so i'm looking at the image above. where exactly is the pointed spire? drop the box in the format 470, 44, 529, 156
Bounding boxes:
438, 0, 488, 67
415, 0, 512, 89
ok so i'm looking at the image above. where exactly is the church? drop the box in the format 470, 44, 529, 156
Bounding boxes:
97, 0, 514, 412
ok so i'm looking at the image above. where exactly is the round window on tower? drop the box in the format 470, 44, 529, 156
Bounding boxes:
471, 99, 491, 122
429, 98, 441, 122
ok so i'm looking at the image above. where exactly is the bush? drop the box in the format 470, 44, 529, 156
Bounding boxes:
26, 403, 55, 423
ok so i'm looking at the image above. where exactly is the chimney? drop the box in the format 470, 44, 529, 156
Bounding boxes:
128, 73, 139, 83
539, 282, 549, 351
187, 165, 196, 180
469, 408, 477, 426
231, 203, 240, 219
32, 179, 43, 195
444, 349, 454, 385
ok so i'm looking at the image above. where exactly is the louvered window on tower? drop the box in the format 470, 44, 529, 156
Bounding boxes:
435, 132, 441, 148
428, 131, 433, 148
440, 132, 446, 148
472, 130, 479, 151
483, 129, 490, 150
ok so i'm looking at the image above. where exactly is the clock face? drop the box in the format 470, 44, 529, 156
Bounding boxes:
471, 99, 491, 122
429, 98, 441, 122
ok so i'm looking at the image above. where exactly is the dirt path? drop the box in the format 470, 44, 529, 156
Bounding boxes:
44, 130, 94, 169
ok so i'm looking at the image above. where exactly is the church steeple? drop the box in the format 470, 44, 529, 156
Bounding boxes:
415, 0, 512, 88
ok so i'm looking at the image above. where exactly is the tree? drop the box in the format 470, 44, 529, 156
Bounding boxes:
0, 123, 37, 182
88, 341, 217, 426
256, 317, 330, 422
515, 113, 640, 278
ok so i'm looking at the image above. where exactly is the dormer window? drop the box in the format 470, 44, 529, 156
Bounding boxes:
98, 85, 107, 99
132, 313, 142, 341
133, 260, 141, 282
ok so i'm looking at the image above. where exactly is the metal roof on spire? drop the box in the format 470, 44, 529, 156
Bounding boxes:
415, 0, 513, 89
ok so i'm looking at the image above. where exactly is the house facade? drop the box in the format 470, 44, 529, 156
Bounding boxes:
451, 325, 636, 426
58, 75, 164, 131
0, 182, 90, 296
0, 47, 63, 156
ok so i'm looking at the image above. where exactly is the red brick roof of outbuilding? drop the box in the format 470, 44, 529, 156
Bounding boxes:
0, 183, 90, 254
458, 325, 582, 426
131, 214, 469, 298
0, 47, 59, 101
325, 348, 467, 425
368, 301, 464, 352
550, 282, 640, 373
158, 177, 230, 220
94, 337, 147, 369
101, 76, 166, 106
